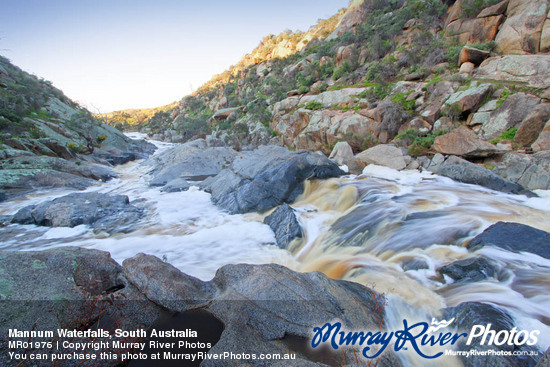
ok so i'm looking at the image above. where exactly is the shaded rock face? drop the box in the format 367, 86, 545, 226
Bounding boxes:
443, 302, 540, 367
145, 139, 237, 187
263, 203, 303, 249
122, 254, 397, 367
0, 247, 162, 366
11, 192, 144, 234
438, 257, 498, 283
514, 104, 550, 147
433, 126, 502, 158
468, 221, 550, 259
533, 120, 550, 151
202, 145, 344, 214
430, 155, 534, 196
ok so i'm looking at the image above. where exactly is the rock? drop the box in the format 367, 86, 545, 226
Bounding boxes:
213, 107, 242, 121
489, 152, 550, 190
532, 120, 550, 151
459, 61, 475, 74
446, 15, 505, 44
432, 126, 502, 158
397, 117, 432, 136
0, 191, 6, 202
161, 178, 190, 192
263, 203, 303, 249
0, 247, 162, 365
356, 144, 407, 170
495, 0, 547, 54
443, 83, 494, 117
431, 155, 534, 196
11, 192, 144, 233
402, 258, 429, 271
336, 45, 354, 66
299, 87, 367, 108
537, 348, 550, 367
438, 257, 498, 283
467, 111, 491, 126
443, 302, 539, 367
123, 253, 397, 366
514, 104, 550, 146
459, 46, 491, 66
329, 141, 354, 165
476, 55, 550, 89
480, 93, 541, 139
468, 221, 550, 259
146, 140, 237, 187
477, 1, 509, 18
204, 146, 344, 214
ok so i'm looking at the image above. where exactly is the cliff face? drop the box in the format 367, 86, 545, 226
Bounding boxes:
0, 56, 155, 198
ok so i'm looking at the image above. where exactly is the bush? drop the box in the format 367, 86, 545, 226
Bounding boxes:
96, 134, 107, 144
305, 101, 324, 110
499, 128, 517, 141
391, 92, 416, 113
332, 62, 351, 80
298, 86, 310, 94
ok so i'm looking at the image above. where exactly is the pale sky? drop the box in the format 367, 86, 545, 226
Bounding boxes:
0, 0, 349, 113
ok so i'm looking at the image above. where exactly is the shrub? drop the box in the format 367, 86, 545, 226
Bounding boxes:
499, 128, 517, 141
332, 62, 351, 80
96, 134, 107, 144
298, 86, 310, 94
390, 92, 416, 114
305, 101, 324, 110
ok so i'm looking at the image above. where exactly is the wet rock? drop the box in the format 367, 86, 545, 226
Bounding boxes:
431, 155, 534, 196
432, 126, 502, 158
356, 144, 407, 170
0, 191, 6, 202
402, 259, 429, 271
443, 302, 540, 367
438, 257, 498, 283
11, 192, 144, 233
468, 221, 550, 259
263, 203, 303, 249
160, 178, 190, 192
204, 146, 344, 214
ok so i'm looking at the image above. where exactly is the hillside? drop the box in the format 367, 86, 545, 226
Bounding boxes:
0, 56, 155, 199
101, 0, 550, 192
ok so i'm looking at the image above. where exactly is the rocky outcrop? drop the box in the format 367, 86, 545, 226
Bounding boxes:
429, 155, 534, 196
263, 203, 303, 249
476, 55, 550, 90
356, 144, 407, 170
202, 145, 344, 214
122, 253, 397, 367
11, 192, 144, 233
495, 0, 548, 54
442, 83, 493, 118
433, 126, 502, 158
488, 152, 550, 190
468, 221, 550, 259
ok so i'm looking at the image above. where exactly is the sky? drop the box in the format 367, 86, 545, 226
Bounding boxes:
0, 0, 349, 113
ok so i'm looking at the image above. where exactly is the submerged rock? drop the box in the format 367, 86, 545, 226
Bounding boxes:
11, 192, 144, 233
468, 222, 550, 259
438, 257, 498, 283
263, 203, 303, 249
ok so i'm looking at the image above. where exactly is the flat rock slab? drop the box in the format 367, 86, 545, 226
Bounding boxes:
11, 192, 144, 233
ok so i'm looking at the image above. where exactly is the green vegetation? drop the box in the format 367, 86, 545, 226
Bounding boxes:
460, 0, 502, 18
489, 128, 518, 145
305, 101, 324, 110
396, 129, 448, 157
390, 92, 416, 114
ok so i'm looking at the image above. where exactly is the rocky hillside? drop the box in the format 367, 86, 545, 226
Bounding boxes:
0, 56, 155, 199
103, 0, 550, 192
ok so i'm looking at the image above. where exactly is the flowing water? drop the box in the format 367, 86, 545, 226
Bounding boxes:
1, 134, 549, 365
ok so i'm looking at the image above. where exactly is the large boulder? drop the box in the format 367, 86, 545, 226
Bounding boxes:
263, 203, 303, 249
0, 247, 162, 365
476, 55, 550, 90
442, 83, 494, 118
356, 144, 407, 170
514, 104, 550, 146
145, 139, 237, 187
122, 254, 398, 367
480, 93, 541, 139
202, 145, 344, 214
467, 221, 550, 259
11, 192, 144, 233
432, 126, 502, 158
532, 120, 550, 151
430, 155, 534, 196
495, 0, 548, 54
489, 152, 550, 190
